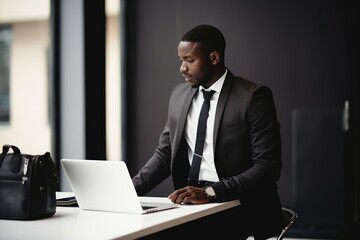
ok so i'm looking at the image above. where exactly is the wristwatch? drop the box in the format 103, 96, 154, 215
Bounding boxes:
204, 186, 217, 202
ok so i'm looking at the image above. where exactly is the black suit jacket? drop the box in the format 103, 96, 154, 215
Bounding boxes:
133, 70, 283, 236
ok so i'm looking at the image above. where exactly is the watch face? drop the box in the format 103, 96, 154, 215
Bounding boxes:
206, 187, 216, 197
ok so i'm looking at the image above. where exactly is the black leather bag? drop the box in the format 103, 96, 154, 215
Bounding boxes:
0, 144, 59, 220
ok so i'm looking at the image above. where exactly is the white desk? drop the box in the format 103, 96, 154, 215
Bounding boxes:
0, 192, 240, 240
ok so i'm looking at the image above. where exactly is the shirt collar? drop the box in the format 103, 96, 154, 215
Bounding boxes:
200, 68, 227, 93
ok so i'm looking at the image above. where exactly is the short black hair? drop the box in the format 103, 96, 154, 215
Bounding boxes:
181, 24, 226, 62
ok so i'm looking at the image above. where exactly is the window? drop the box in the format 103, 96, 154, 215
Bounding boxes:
0, 26, 11, 122
106, 0, 121, 160
0, 0, 51, 153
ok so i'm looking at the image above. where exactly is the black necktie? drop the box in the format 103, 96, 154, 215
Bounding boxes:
188, 89, 215, 186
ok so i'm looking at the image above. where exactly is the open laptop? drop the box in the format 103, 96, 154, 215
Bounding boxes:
60, 159, 178, 214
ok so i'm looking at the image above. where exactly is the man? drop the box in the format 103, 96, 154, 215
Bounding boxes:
132, 24, 283, 239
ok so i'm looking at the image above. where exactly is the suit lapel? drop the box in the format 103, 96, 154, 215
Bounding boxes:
173, 87, 198, 155
213, 72, 233, 150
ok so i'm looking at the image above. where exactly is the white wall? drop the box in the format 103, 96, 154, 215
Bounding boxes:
0, 0, 49, 23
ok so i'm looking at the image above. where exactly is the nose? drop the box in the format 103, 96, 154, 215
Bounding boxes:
180, 62, 187, 73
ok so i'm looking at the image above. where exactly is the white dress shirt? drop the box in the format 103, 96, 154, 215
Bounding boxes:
185, 69, 227, 182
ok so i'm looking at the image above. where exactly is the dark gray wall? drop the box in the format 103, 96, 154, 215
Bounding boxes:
123, 0, 358, 238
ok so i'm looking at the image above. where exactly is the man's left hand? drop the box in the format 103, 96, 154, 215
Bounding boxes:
168, 186, 209, 204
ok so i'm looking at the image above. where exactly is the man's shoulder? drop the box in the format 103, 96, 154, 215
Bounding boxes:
228, 74, 259, 91
230, 73, 270, 93
171, 82, 194, 96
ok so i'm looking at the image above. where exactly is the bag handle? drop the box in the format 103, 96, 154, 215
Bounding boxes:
0, 144, 22, 173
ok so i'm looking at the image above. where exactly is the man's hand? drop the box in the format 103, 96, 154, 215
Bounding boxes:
168, 186, 209, 204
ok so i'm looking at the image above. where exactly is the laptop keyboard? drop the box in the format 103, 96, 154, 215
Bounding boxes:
142, 205, 156, 210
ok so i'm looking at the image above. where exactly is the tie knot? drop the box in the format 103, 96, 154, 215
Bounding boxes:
202, 89, 215, 102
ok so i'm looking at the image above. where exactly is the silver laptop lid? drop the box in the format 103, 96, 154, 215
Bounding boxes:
61, 159, 145, 214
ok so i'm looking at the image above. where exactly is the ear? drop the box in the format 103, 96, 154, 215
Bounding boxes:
209, 51, 220, 65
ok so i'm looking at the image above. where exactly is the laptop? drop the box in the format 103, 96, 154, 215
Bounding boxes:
60, 159, 178, 214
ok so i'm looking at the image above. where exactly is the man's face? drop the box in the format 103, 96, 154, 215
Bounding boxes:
178, 41, 213, 88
